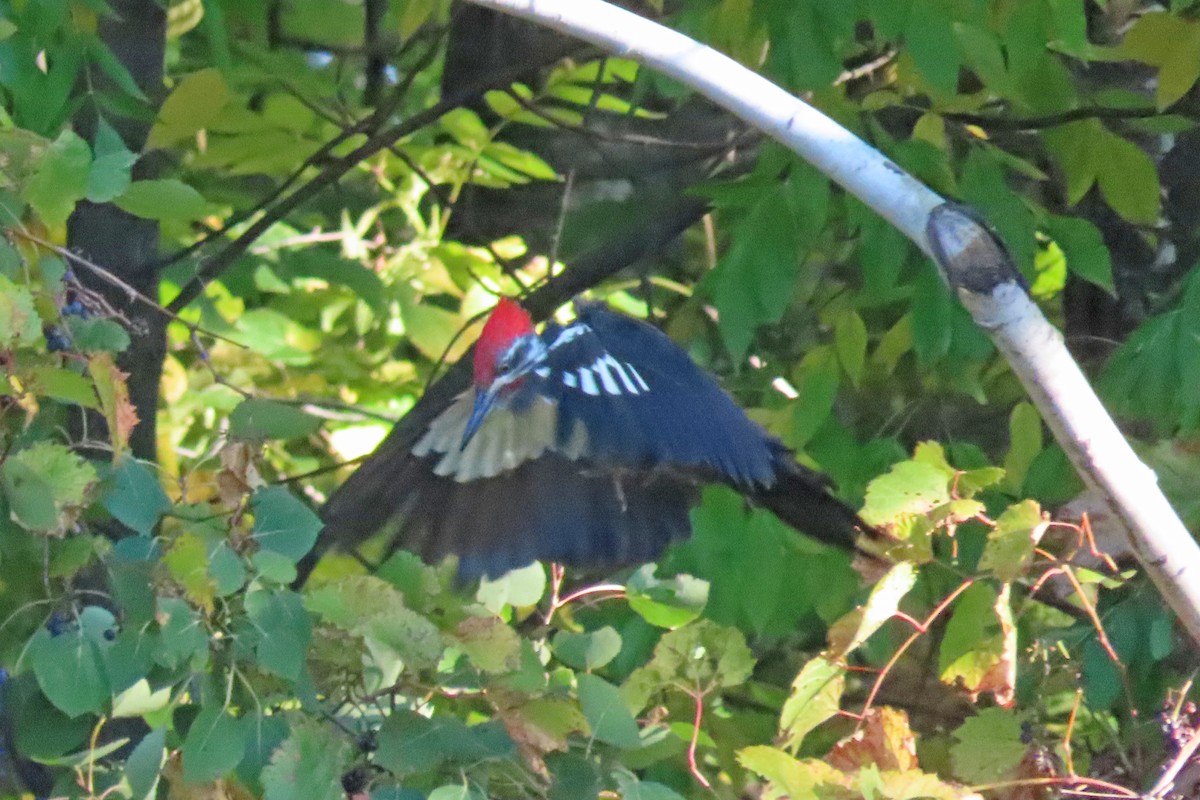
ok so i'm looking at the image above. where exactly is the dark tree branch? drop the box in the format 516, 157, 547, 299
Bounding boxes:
68, 0, 166, 462
941, 97, 1200, 131
363, 0, 388, 106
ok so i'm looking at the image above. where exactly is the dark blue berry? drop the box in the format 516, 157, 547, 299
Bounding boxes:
44, 326, 70, 352
45, 612, 72, 637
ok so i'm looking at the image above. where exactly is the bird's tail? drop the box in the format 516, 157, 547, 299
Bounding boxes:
748, 458, 882, 553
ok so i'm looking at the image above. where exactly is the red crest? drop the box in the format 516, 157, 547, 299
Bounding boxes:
473, 298, 534, 386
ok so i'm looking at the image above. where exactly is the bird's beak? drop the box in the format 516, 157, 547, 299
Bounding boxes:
461, 387, 498, 450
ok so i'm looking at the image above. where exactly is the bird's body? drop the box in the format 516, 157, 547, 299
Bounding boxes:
321, 299, 868, 579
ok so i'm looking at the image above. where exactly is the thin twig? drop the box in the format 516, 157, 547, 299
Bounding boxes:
1147, 725, 1200, 798
11, 230, 246, 350
853, 579, 975, 727
686, 690, 712, 789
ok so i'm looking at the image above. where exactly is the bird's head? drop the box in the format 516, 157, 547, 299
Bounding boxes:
463, 298, 544, 448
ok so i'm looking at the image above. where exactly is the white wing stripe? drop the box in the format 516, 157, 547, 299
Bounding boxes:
579, 367, 601, 396
606, 355, 640, 394
563, 372, 578, 388
593, 356, 622, 395
549, 322, 591, 350
625, 362, 650, 392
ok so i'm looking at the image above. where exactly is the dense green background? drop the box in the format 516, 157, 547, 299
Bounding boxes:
1, 0, 1199, 797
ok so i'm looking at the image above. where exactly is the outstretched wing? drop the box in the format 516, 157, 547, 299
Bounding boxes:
322, 303, 870, 580
538, 303, 782, 487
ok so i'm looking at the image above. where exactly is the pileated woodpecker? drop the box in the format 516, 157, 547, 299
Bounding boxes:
321, 299, 869, 579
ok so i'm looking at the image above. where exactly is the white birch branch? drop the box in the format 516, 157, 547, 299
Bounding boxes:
463, 0, 1200, 645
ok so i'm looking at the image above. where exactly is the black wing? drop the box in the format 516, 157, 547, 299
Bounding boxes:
538, 303, 781, 487
319, 304, 870, 580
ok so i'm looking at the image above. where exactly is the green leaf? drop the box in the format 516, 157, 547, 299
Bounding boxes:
182, 706, 246, 783
154, 597, 209, 670
456, 615, 522, 674
124, 728, 166, 800
950, 708, 1028, 783
251, 486, 322, 562
788, 347, 840, 448
0, 275, 41, 347
85, 122, 136, 202
475, 562, 546, 612
165, 531, 215, 608
1095, 132, 1161, 225
252, 550, 297, 584
709, 177, 818, 357
112, 679, 171, 719
738, 746, 842, 799
209, 542, 247, 595
1002, 402, 1042, 493
230, 398, 321, 440
860, 459, 951, 526
626, 565, 708, 629
28, 627, 109, 717
114, 179, 210, 222
440, 108, 490, 149
957, 466, 1006, 497
578, 674, 641, 748
24, 129, 92, 226
29, 365, 100, 408
306, 575, 444, 671
102, 457, 171, 535
904, 0, 961, 93
1045, 215, 1115, 295
148, 68, 232, 148
553, 626, 623, 671
2, 441, 97, 534
67, 316, 131, 352
627, 620, 755, 704
245, 589, 311, 680
481, 141, 558, 181
938, 583, 1007, 692
979, 500, 1045, 583
262, 718, 349, 800
835, 309, 868, 387
374, 711, 514, 777
778, 656, 845, 751
613, 773, 688, 800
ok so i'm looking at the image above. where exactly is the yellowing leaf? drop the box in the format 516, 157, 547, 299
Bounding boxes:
779, 656, 845, 751
0, 275, 41, 347
979, 500, 1046, 583
939, 583, 1016, 706
89, 352, 139, 461
1117, 11, 1200, 109
148, 68, 231, 148
828, 562, 918, 657
861, 460, 951, 527
827, 707, 918, 772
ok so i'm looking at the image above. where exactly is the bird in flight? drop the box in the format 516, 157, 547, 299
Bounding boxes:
320, 298, 870, 580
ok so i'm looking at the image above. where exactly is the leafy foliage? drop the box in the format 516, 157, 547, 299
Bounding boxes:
0, 1, 1196, 799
